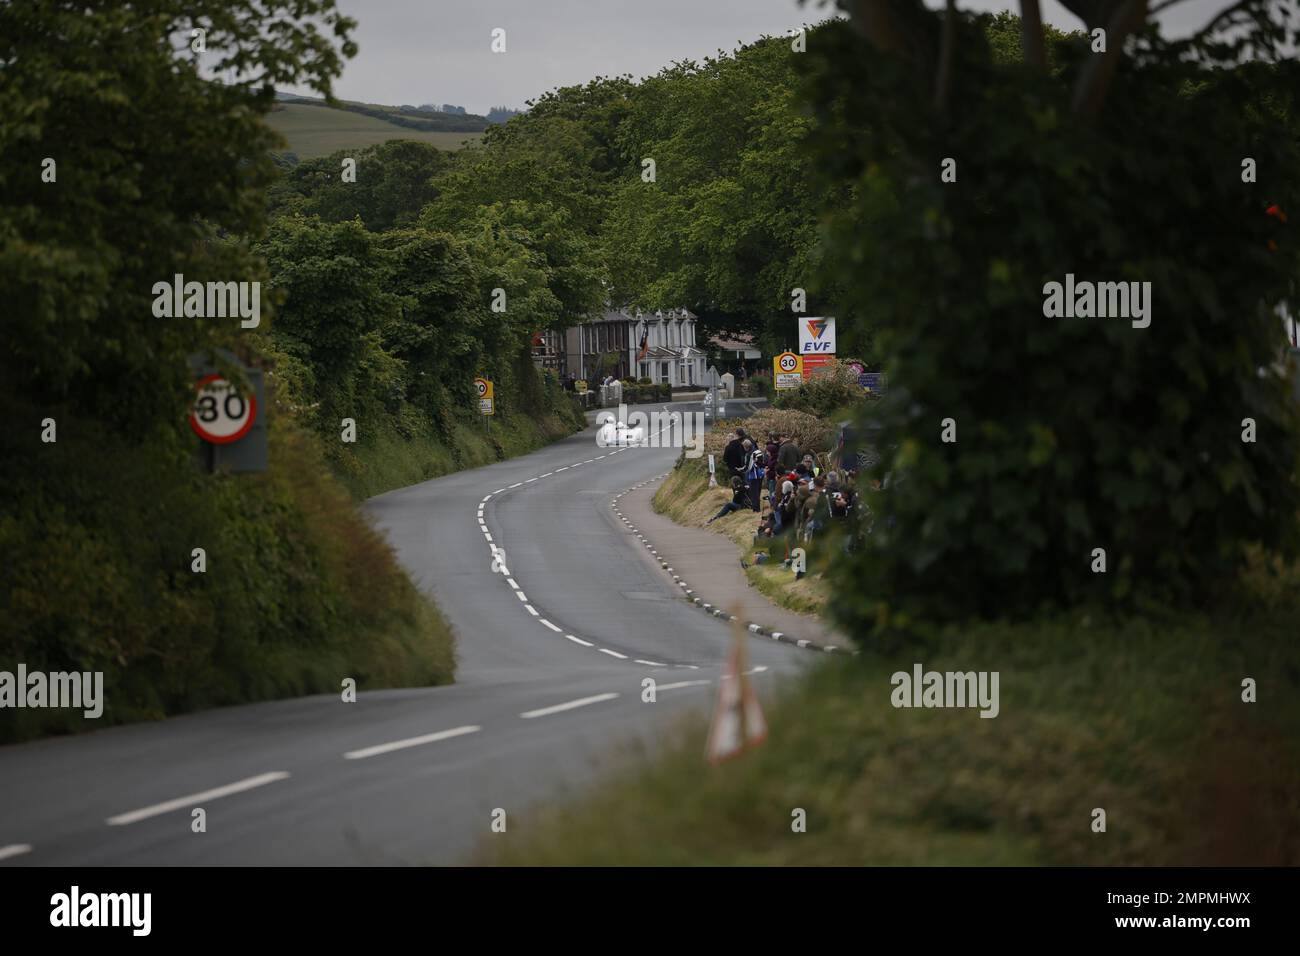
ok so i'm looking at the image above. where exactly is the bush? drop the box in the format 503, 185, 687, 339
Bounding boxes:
638, 377, 653, 386
775, 358, 866, 417
699, 408, 830, 462
805, 13, 1300, 638
0, 404, 456, 743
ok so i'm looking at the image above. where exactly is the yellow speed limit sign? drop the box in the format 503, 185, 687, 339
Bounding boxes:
474, 377, 494, 415
773, 351, 803, 389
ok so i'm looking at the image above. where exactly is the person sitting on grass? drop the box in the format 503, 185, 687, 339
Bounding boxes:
707, 476, 749, 524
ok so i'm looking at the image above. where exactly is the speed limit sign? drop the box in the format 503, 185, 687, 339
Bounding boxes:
773, 351, 804, 389
189, 374, 257, 444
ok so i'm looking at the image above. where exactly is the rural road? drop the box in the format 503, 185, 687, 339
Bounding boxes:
0, 401, 810, 865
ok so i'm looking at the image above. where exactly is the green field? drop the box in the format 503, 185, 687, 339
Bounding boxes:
265, 103, 483, 159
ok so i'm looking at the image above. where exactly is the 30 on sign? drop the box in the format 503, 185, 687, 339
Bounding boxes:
189, 374, 257, 444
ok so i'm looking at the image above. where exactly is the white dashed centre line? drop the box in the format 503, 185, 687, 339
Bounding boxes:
520, 693, 619, 719
539, 619, 562, 632
598, 648, 628, 660
657, 680, 712, 691
564, 634, 593, 647
343, 725, 480, 760
106, 772, 291, 826
0, 844, 33, 862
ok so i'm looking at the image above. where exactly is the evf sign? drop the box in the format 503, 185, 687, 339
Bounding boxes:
798, 316, 836, 356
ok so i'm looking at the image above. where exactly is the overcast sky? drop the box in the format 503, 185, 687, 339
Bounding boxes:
284, 0, 1235, 114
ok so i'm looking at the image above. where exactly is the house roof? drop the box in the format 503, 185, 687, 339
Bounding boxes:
598, 307, 698, 324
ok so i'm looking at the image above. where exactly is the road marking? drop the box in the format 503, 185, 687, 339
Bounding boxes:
344, 725, 480, 760
509, 482, 523, 489
657, 680, 711, 691
482, 494, 493, 502
556, 466, 569, 472
524, 604, 539, 616
540, 619, 562, 632
520, 693, 619, 719
515, 590, 528, 601
0, 844, 33, 862
598, 648, 628, 659
483, 532, 493, 542
540, 472, 553, 478
565, 634, 593, 646
493, 488, 506, 494
634, 659, 667, 666
106, 771, 290, 826
506, 577, 519, 589
525, 477, 539, 483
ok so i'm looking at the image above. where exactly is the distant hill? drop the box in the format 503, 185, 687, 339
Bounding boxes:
265, 102, 483, 159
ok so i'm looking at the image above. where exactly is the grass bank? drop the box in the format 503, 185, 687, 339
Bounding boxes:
332, 402, 584, 501
480, 606, 1300, 865
653, 465, 831, 616
0, 401, 456, 744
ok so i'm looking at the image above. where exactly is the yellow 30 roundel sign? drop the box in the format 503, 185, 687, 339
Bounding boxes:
474, 377, 494, 415
773, 352, 803, 389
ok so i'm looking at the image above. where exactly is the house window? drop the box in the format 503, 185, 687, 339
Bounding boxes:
640, 362, 649, 379
659, 361, 670, 383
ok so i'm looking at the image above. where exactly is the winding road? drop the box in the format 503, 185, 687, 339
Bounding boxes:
0, 401, 809, 865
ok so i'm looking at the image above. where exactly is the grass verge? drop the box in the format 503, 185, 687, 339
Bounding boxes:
479, 608, 1300, 865
0, 405, 456, 744
653, 463, 831, 617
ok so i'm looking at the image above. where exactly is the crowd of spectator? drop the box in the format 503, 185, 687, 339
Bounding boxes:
708, 426, 864, 546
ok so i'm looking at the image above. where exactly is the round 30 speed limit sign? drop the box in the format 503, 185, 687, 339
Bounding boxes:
778, 353, 799, 373
189, 374, 257, 444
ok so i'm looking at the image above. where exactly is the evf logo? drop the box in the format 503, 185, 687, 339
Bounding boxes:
797, 316, 836, 355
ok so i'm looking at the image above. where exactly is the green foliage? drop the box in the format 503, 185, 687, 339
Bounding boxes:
268, 140, 452, 231
0, 402, 454, 744
775, 358, 866, 417
803, 10, 1300, 638
0, 0, 354, 438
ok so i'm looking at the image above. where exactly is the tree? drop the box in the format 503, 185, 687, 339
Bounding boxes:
0, 0, 355, 437
809, 4, 1300, 638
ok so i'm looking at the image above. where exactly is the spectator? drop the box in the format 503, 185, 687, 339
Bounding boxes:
764, 433, 781, 499
794, 454, 818, 481
722, 428, 747, 480
777, 434, 801, 473
708, 476, 749, 524
742, 440, 765, 511
775, 479, 797, 534
802, 476, 831, 540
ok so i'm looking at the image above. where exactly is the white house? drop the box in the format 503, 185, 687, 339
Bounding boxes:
559, 307, 707, 387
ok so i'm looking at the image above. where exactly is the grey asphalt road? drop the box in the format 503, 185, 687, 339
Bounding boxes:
0, 401, 809, 865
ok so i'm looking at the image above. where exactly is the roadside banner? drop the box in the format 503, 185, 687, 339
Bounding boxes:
705, 614, 768, 765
